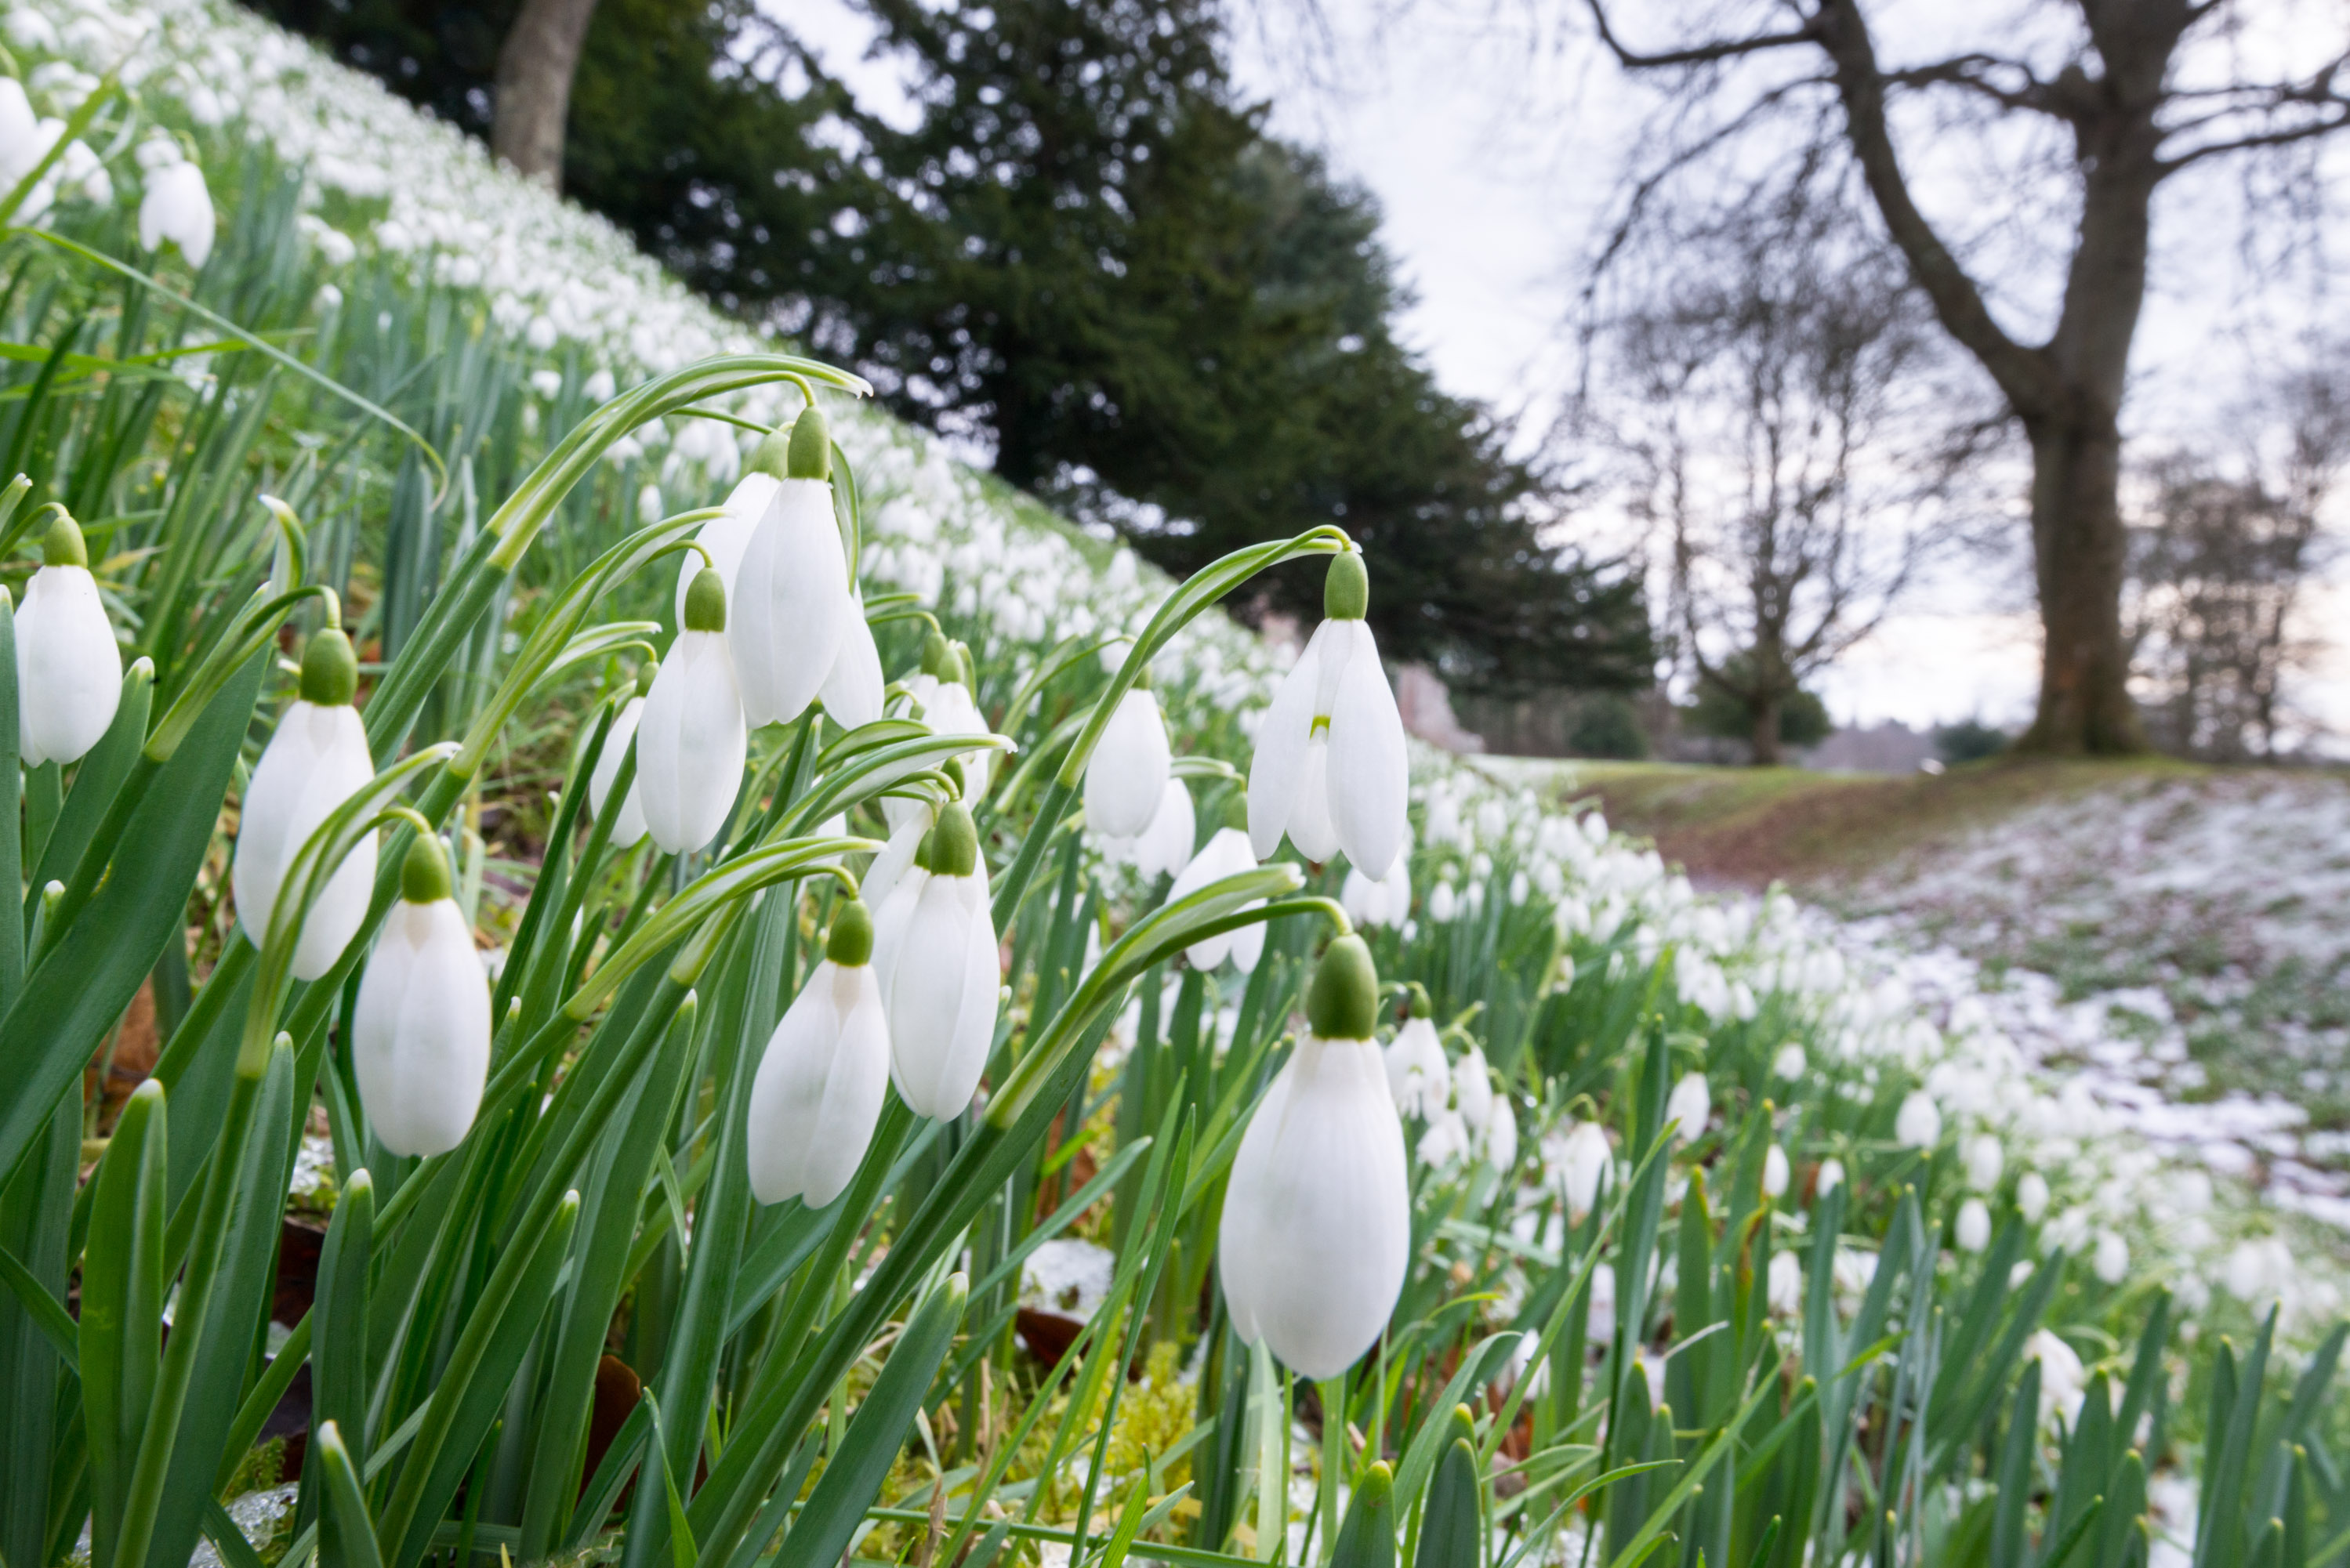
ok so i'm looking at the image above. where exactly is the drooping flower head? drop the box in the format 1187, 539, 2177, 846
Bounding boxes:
16, 511, 121, 767
1166, 798, 1263, 972
748, 897, 892, 1207
1246, 551, 1409, 876
1218, 932, 1409, 1379
639, 569, 749, 854
872, 801, 1000, 1119
731, 404, 854, 729
354, 833, 491, 1158
234, 624, 377, 980
1084, 669, 1172, 840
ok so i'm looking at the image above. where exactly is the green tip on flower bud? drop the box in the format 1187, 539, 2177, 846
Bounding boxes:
747, 423, 795, 478
41, 512, 88, 570
921, 628, 955, 679
636, 658, 661, 697
684, 567, 728, 632
1448, 1403, 1477, 1448
401, 832, 454, 904
299, 626, 359, 706
916, 801, 980, 878
787, 404, 832, 480
827, 897, 875, 966
943, 756, 967, 798
1324, 549, 1368, 621
1307, 933, 1379, 1041
1354, 1461, 1393, 1508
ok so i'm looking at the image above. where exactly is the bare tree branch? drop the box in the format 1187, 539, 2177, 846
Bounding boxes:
1583, 0, 1817, 71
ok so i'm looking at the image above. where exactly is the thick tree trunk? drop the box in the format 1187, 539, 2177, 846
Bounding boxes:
2017, 417, 2145, 753
1749, 692, 1783, 767
492, 0, 602, 190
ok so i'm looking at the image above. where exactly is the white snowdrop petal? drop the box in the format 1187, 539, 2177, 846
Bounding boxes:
638, 630, 747, 853
818, 606, 885, 730
1287, 738, 1340, 862
1326, 621, 1408, 878
671, 472, 780, 624
1245, 625, 1327, 860
731, 479, 851, 727
354, 899, 491, 1157
1084, 687, 1170, 838
587, 697, 648, 849
747, 961, 891, 1207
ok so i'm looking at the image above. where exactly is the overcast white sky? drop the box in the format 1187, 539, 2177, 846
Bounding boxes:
782, 0, 2350, 740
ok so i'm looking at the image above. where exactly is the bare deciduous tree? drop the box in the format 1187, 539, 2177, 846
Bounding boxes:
2128, 356, 2348, 759
1597, 176, 1981, 765
1585, 0, 2350, 756
493, 0, 603, 189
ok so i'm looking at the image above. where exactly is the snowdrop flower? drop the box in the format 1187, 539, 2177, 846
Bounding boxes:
1427, 881, 1457, 923
1962, 1134, 2004, 1192
1084, 679, 1171, 838
872, 802, 999, 1118
904, 636, 998, 795
2017, 1171, 2051, 1224
586, 685, 650, 849
1341, 856, 1412, 929
1762, 1143, 1790, 1200
1167, 822, 1264, 973
731, 407, 853, 728
15, 512, 121, 766
2026, 1330, 2087, 1428
638, 570, 748, 853
354, 835, 491, 1157
1383, 1016, 1449, 1119
1246, 552, 1407, 875
1772, 1042, 1807, 1081
1480, 1096, 1517, 1170
1219, 935, 1409, 1378
748, 899, 890, 1208
137, 145, 216, 270
2093, 1230, 2130, 1284
1452, 1045, 1495, 1132
234, 627, 375, 980
1553, 1121, 1611, 1222
1766, 1251, 1802, 1316
1895, 1090, 1942, 1150
1417, 1110, 1469, 1167
1816, 1157, 1845, 1199
672, 426, 788, 625
1664, 1071, 1710, 1142
1956, 1197, 1993, 1254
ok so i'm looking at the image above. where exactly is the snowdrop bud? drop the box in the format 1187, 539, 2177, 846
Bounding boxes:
1384, 1016, 1449, 1119
1555, 1120, 1611, 1221
1963, 1134, 2004, 1192
747, 899, 891, 1208
639, 571, 748, 853
2016, 1171, 2051, 1223
1246, 552, 1407, 876
1167, 824, 1263, 972
2093, 1231, 2129, 1284
731, 406, 852, 728
872, 802, 999, 1119
2027, 1330, 2086, 1427
354, 835, 491, 1157
1427, 881, 1457, 922
16, 512, 121, 766
1480, 1096, 1517, 1170
1771, 1042, 1807, 1081
1453, 1045, 1494, 1131
586, 690, 650, 849
1816, 1157, 1845, 1199
1664, 1071, 1710, 1142
1762, 1143, 1790, 1199
1955, 1197, 1992, 1254
1767, 1251, 1802, 1316
1219, 934, 1408, 1378
1895, 1090, 1942, 1150
1084, 682, 1171, 838
139, 158, 216, 269
234, 628, 377, 980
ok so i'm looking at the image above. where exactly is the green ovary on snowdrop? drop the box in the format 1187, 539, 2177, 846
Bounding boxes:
1247, 550, 1408, 876
747, 898, 890, 1208
639, 567, 748, 854
354, 834, 492, 1158
1218, 933, 1409, 1380
232, 625, 376, 980
14, 512, 121, 766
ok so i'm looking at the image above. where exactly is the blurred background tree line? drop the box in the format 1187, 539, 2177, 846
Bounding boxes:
245, 0, 1656, 708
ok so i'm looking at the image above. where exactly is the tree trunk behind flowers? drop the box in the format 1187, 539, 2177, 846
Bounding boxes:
492, 0, 601, 188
